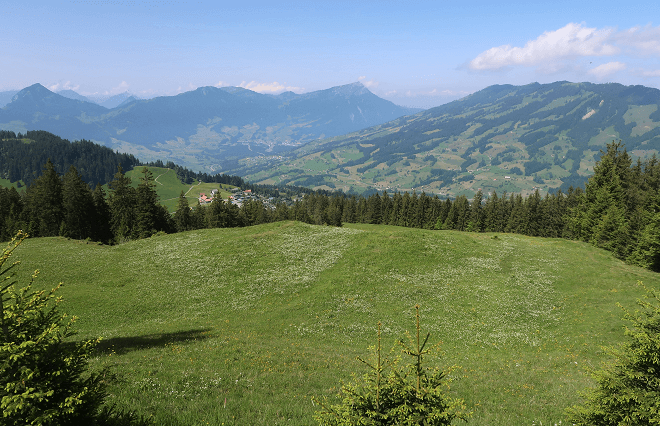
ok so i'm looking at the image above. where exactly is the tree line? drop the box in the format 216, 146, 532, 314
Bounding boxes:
0, 130, 140, 188
1, 140, 658, 271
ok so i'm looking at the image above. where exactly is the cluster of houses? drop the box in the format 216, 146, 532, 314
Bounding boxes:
198, 187, 271, 208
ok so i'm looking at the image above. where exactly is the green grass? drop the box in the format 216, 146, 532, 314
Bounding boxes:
0, 178, 24, 189
11, 222, 660, 425
122, 166, 235, 212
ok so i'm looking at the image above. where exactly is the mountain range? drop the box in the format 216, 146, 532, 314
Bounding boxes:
2, 80, 659, 198
231, 81, 660, 197
0, 82, 420, 172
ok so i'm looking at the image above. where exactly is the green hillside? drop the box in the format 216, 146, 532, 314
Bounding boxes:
11, 222, 660, 425
232, 81, 660, 198
121, 166, 236, 212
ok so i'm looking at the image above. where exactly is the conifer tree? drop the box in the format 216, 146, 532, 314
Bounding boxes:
482, 191, 500, 232
173, 191, 192, 232
108, 166, 137, 243
134, 168, 160, 239
366, 193, 382, 224
206, 195, 227, 228
579, 144, 628, 246
444, 195, 469, 231
467, 190, 484, 232
326, 195, 344, 227
0, 187, 23, 241
91, 184, 113, 244
191, 200, 207, 230
61, 165, 94, 240
23, 159, 64, 238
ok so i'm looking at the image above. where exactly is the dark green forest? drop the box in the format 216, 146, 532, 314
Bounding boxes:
1, 131, 658, 272
0, 130, 140, 187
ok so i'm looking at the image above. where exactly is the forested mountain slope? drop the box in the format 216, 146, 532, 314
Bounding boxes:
0, 83, 419, 172
234, 81, 660, 197
0, 130, 139, 187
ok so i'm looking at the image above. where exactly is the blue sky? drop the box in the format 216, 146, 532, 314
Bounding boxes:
2, 0, 660, 108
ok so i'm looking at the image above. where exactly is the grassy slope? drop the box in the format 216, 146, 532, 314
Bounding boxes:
122, 166, 235, 212
12, 222, 659, 425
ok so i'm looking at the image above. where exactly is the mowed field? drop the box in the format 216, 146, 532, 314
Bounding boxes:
11, 221, 660, 425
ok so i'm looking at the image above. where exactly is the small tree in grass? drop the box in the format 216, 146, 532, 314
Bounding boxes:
0, 231, 151, 426
314, 305, 470, 425
568, 282, 660, 426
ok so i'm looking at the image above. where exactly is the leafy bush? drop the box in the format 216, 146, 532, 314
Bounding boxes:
314, 306, 469, 425
568, 282, 660, 425
0, 232, 151, 426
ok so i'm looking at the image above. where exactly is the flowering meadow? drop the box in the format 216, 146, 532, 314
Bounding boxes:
13, 221, 660, 425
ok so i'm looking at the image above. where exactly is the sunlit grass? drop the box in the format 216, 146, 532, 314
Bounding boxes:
12, 222, 660, 425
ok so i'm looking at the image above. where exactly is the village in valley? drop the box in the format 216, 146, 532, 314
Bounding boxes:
197, 187, 278, 208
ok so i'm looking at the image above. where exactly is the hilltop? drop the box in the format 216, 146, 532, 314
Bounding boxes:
232, 81, 660, 197
12, 221, 660, 425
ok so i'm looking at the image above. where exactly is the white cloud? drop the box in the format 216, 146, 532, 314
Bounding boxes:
48, 81, 80, 92
421, 89, 471, 97
175, 83, 197, 94
358, 76, 379, 88
469, 22, 618, 70
615, 25, 660, 55
385, 90, 397, 96
107, 81, 130, 95
215, 81, 229, 87
239, 81, 303, 94
588, 61, 627, 79
639, 68, 660, 77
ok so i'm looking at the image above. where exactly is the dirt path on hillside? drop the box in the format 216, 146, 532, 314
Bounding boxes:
153, 168, 169, 185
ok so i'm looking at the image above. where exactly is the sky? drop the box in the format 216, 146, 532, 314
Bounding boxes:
2, 0, 660, 108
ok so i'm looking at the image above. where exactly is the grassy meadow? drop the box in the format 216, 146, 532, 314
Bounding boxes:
11, 221, 660, 425
122, 166, 236, 212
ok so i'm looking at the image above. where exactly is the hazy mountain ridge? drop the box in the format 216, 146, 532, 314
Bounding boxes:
0, 83, 420, 172
232, 81, 660, 197
0, 91, 19, 108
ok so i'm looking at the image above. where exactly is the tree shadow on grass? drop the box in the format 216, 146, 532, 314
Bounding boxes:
92, 328, 214, 356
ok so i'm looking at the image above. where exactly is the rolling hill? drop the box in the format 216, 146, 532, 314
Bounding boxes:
232, 81, 660, 197
12, 221, 660, 425
0, 83, 420, 172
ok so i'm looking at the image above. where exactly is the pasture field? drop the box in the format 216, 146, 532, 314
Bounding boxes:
11, 222, 660, 425
122, 166, 235, 212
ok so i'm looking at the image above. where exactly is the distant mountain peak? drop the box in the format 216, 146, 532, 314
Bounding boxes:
331, 82, 369, 97
12, 83, 54, 102
57, 89, 94, 103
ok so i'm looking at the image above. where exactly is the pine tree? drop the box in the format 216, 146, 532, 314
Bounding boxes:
191, 200, 207, 230
91, 184, 113, 244
444, 195, 469, 231
133, 167, 160, 239
206, 195, 227, 228
22, 159, 64, 238
173, 191, 192, 232
467, 190, 484, 232
0, 187, 23, 241
108, 166, 137, 243
61, 165, 94, 240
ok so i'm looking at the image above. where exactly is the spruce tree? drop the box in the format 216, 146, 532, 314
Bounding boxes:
23, 159, 64, 238
91, 184, 113, 244
134, 168, 160, 239
62, 165, 94, 240
173, 191, 192, 232
108, 166, 137, 243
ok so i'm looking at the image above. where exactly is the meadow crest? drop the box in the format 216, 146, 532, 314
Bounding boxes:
12, 221, 659, 425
